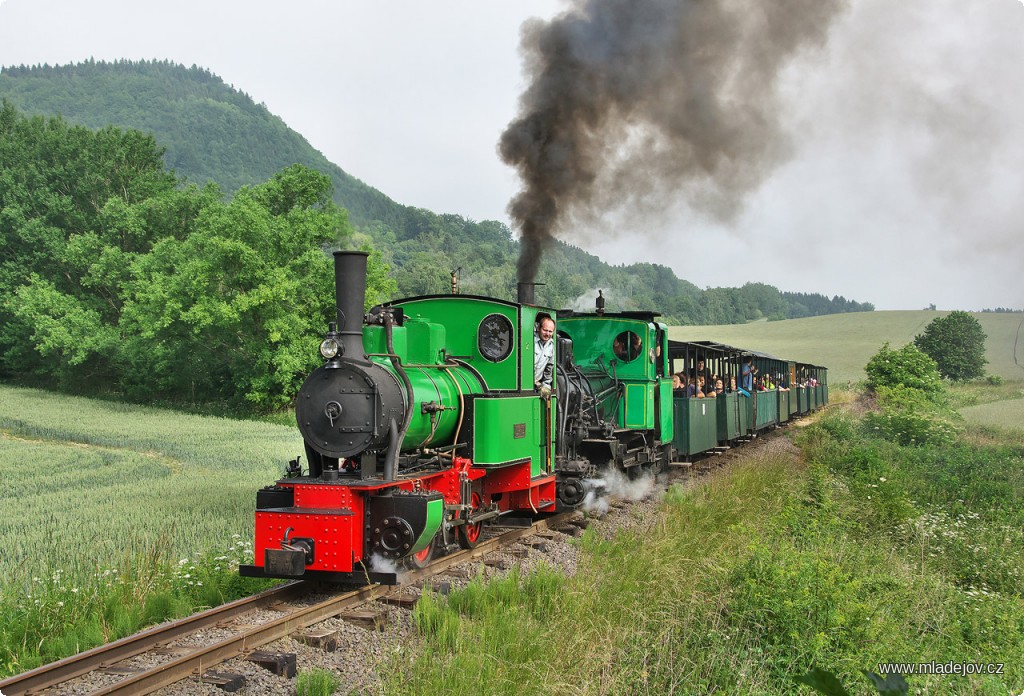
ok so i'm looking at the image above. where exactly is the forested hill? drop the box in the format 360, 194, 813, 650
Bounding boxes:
0, 59, 874, 323
0, 60, 403, 230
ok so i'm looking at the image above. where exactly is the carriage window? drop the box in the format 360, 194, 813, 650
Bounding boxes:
477, 313, 514, 362
612, 331, 642, 362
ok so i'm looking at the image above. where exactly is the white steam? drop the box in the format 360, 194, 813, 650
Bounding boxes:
368, 553, 405, 583
582, 467, 660, 515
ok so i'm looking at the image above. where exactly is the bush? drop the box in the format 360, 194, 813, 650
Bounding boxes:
863, 385, 962, 447
864, 343, 943, 395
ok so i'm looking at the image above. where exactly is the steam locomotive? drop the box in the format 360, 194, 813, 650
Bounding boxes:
240, 251, 828, 584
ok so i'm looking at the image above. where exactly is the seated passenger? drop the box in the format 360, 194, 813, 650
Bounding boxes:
686, 376, 704, 398
712, 378, 724, 397
672, 373, 685, 391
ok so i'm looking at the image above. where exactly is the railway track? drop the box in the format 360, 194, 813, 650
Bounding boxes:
0, 511, 575, 696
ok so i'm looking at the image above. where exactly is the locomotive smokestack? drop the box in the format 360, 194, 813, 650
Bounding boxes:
334, 250, 370, 365
518, 282, 536, 305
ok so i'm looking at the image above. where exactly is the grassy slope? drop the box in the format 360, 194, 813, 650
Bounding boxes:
669, 311, 1024, 385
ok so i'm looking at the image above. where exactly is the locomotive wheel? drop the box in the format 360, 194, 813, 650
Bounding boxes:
405, 537, 435, 570
457, 491, 484, 550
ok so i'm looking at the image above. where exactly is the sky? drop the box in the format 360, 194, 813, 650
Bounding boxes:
0, 0, 1021, 312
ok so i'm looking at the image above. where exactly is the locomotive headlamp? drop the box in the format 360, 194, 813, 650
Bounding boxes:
320, 337, 341, 360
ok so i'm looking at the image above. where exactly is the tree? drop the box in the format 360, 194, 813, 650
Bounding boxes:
121, 165, 395, 410
913, 311, 987, 382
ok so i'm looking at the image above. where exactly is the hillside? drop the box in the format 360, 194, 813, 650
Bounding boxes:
0, 59, 405, 230
0, 59, 874, 323
669, 310, 1024, 384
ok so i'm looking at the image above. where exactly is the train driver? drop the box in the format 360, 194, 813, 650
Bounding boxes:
534, 315, 555, 399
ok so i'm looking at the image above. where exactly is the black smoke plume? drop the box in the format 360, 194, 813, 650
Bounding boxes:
500, 0, 848, 283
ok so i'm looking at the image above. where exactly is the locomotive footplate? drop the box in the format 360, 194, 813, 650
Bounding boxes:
239, 563, 399, 585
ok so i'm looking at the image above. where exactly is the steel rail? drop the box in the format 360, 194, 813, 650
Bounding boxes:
0, 581, 308, 696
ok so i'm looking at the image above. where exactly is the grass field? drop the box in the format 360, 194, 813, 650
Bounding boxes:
959, 398, 1024, 433
0, 384, 301, 593
669, 310, 1024, 385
